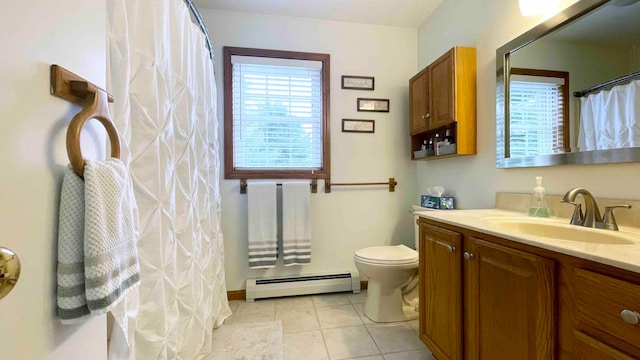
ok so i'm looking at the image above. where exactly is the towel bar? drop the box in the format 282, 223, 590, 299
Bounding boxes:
324, 177, 397, 193
51, 65, 121, 178
239, 179, 318, 194
238, 178, 398, 194
51, 65, 115, 105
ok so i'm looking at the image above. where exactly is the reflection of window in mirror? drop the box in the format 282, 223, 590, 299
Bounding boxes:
509, 68, 569, 158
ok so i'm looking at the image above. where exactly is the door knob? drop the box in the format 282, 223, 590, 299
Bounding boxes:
0, 247, 21, 300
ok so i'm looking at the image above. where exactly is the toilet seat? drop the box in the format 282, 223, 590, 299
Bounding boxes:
354, 244, 418, 266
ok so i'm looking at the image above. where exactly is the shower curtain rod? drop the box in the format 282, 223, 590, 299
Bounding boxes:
184, 0, 214, 62
574, 70, 640, 97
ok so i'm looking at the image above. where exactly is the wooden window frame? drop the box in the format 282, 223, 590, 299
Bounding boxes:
223, 46, 331, 180
510, 67, 571, 155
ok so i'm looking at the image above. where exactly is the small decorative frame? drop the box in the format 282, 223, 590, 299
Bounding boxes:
341, 75, 375, 90
342, 119, 375, 133
357, 98, 389, 112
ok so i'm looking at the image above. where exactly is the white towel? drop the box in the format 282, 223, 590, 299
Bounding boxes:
282, 182, 311, 266
247, 182, 278, 269
56, 158, 141, 353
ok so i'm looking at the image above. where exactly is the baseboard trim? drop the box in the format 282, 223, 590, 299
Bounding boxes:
226, 280, 368, 301
227, 290, 245, 301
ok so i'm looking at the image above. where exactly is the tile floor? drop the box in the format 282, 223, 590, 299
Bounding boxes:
219, 290, 436, 360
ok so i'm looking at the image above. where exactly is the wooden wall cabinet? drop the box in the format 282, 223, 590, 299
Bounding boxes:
419, 218, 640, 360
409, 68, 429, 135
409, 47, 476, 160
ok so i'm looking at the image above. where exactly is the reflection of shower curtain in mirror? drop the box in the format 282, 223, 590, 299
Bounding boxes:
578, 79, 640, 151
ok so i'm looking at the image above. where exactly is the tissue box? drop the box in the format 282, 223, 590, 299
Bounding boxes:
421, 195, 454, 209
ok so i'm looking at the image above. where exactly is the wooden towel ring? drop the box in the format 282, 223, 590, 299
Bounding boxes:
66, 90, 121, 178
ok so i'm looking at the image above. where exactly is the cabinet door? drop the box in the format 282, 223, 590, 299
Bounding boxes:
419, 223, 462, 360
409, 69, 429, 135
429, 49, 455, 129
466, 238, 555, 360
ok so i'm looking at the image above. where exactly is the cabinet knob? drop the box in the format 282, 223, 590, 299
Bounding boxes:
620, 309, 640, 325
463, 252, 474, 261
425, 113, 431, 119
434, 240, 455, 253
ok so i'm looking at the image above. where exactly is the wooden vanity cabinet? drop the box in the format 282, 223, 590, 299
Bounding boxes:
419, 218, 640, 360
574, 331, 637, 360
571, 267, 640, 359
419, 223, 462, 360
409, 47, 476, 160
464, 237, 555, 359
419, 219, 554, 360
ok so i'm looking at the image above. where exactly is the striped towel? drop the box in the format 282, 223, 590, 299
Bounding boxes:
282, 182, 311, 266
56, 159, 140, 323
247, 183, 278, 269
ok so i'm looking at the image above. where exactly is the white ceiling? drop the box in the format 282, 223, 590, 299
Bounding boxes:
193, 0, 444, 28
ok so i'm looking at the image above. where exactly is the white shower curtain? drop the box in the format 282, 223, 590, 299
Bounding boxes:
578, 79, 640, 151
107, 1, 231, 359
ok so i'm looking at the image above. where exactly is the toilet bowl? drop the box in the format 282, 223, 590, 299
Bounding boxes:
353, 244, 419, 322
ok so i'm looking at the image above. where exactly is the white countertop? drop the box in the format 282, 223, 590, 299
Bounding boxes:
415, 208, 640, 274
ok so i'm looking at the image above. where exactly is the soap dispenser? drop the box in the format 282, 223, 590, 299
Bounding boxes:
529, 176, 551, 218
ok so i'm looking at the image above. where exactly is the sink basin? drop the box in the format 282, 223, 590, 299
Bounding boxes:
482, 217, 636, 245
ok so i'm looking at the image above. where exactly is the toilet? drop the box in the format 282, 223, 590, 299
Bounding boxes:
353, 212, 421, 322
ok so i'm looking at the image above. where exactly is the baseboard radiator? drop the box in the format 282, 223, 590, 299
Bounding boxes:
245, 270, 360, 302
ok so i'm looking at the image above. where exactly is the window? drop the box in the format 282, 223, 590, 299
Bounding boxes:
223, 47, 330, 179
508, 68, 569, 158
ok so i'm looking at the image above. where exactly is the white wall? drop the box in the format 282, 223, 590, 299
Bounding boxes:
416, 0, 640, 209
0, 1, 107, 359
201, 10, 418, 290
512, 40, 630, 92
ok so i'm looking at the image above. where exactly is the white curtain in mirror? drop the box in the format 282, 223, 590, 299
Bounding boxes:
578, 79, 640, 151
107, 0, 231, 358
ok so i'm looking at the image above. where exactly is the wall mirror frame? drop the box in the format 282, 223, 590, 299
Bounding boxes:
496, 0, 640, 168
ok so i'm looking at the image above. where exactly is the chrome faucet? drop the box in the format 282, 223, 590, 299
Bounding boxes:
561, 188, 631, 230
561, 188, 601, 227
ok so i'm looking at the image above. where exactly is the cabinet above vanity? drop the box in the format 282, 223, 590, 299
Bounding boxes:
409, 46, 477, 160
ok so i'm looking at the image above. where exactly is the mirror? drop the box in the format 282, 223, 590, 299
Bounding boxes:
496, 0, 640, 168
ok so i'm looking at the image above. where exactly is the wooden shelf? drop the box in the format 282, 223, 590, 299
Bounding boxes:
409, 47, 476, 160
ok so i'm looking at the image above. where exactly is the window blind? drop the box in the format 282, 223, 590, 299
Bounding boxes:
232, 60, 323, 169
509, 76, 565, 158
